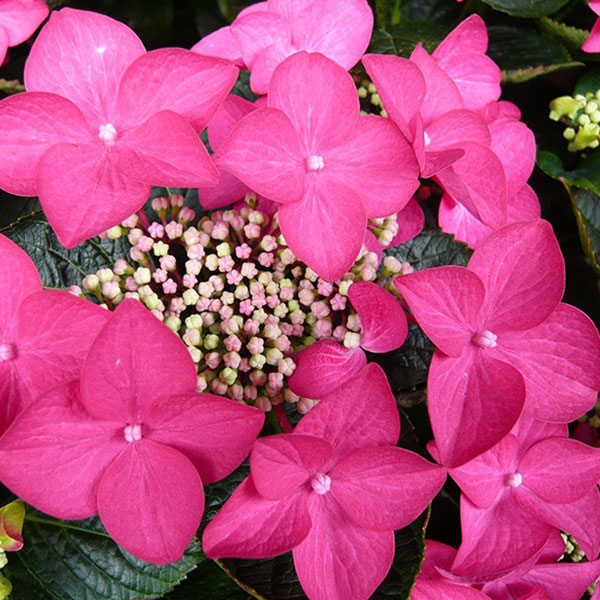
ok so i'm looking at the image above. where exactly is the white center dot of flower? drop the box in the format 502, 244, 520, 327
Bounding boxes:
124, 423, 143, 442
306, 155, 325, 171
473, 329, 498, 349
99, 123, 118, 146
505, 472, 523, 488
0, 343, 16, 362
311, 472, 332, 495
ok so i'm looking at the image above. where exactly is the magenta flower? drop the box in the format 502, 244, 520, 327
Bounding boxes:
435, 416, 600, 578
583, 1, 600, 53
0, 298, 264, 564
289, 281, 408, 398
0, 0, 48, 65
0, 8, 238, 248
215, 51, 419, 281
0, 233, 109, 434
202, 364, 446, 600
193, 0, 373, 95
395, 220, 600, 467
412, 580, 492, 600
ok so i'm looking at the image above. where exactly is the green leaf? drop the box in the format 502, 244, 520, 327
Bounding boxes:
0, 195, 40, 229
575, 68, 600, 97
537, 149, 600, 196
1, 213, 130, 289
537, 16, 590, 53
0, 79, 25, 95
8, 511, 202, 600
374, 0, 402, 28
564, 186, 600, 277
399, 0, 459, 22
368, 21, 450, 57
487, 25, 581, 84
480, 0, 570, 18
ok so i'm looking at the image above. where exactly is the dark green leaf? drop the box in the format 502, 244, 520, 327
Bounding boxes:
565, 187, 600, 276
537, 149, 600, 196
575, 68, 600, 97
1, 213, 130, 289
0, 195, 40, 229
399, 0, 459, 22
368, 21, 450, 57
374, 0, 402, 28
487, 25, 581, 84
231, 70, 259, 102
537, 16, 590, 54
480, 0, 570, 18
9, 511, 202, 600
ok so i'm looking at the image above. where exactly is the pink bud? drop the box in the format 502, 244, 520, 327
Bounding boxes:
179, 207, 195, 223
314, 319, 333, 339
211, 378, 228, 395
224, 352, 242, 369
165, 221, 183, 240
239, 358, 251, 373
153, 269, 168, 283
121, 214, 139, 229
256, 396, 272, 412
235, 243, 252, 259
225, 335, 242, 352
311, 472, 331, 495
241, 262, 258, 279
330, 294, 347, 311
274, 335, 291, 352
187, 244, 205, 260
151, 197, 169, 213
183, 274, 197, 288
211, 221, 229, 240
205, 352, 222, 369
317, 280, 334, 296
239, 299, 254, 316
311, 301, 330, 319
333, 325, 347, 342
148, 222, 165, 239
228, 384, 244, 402
218, 255, 235, 273
136, 236, 154, 253
128, 228, 143, 245
278, 357, 296, 376
250, 369, 268, 386
244, 223, 261, 239
244, 385, 258, 400
162, 280, 177, 295
226, 270, 243, 286
266, 295, 280, 309
244, 319, 260, 335
258, 252, 274, 267
473, 330, 498, 349
159, 255, 177, 271
125, 277, 138, 292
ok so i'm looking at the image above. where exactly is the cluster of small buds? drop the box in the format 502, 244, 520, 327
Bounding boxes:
561, 533, 585, 563
367, 213, 399, 247
75, 195, 405, 415
355, 76, 387, 118
549, 90, 600, 152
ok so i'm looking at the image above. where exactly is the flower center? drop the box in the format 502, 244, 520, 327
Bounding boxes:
123, 423, 143, 442
473, 329, 497, 349
306, 155, 324, 171
0, 343, 16, 362
505, 472, 522, 488
311, 472, 331, 495
99, 123, 118, 146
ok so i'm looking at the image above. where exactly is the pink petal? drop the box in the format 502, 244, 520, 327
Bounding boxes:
348, 281, 408, 352
452, 494, 553, 579
293, 493, 394, 600
425, 109, 491, 153
428, 350, 525, 467
80, 299, 197, 422
268, 51, 359, 152
582, 16, 600, 53
0, 26, 7, 65
202, 476, 311, 559
97, 440, 204, 564
0, 382, 123, 520
439, 193, 492, 248
421, 540, 457, 579
37, 142, 151, 248
15, 290, 110, 401
391, 198, 425, 245
394, 266, 485, 357
422, 148, 465, 179
191, 27, 244, 67
215, 107, 304, 204
510, 184, 541, 222
511, 414, 568, 450
288, 340, 367, 398
325, 114, 419, 218
251, 434, 333, 500
116, 48, 238, 132
207, 94, 256, 151
293, 0, 373, 71
412, 581, 491, 600
267, 0, 314, 18
519, 438, 600, 504
468, 221, 565, 332
198, 171, 250, 210
330, 446, 446, 530
493, 303, 600, 422
514, 487, 600, 560
249, 39, 297, 96
361, 53, 426, 138
25, 8, 145, 124
277, 179, 366, 282
0, 0, 48, 47
295, 363, 400, 459
0, 91, 94, 196
144, 392, 264, 484
0, 233, 41, 336
117, 110, 219, 187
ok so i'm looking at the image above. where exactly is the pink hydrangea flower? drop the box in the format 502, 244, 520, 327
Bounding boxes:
432, 416, 600, 579
395, 220, 600, 467
0, 233, 110, 434
0, 299, 264, 564
0, 0, 48, 65
289, 281, 408, 398
202, 364, 446, 600
0, 8, 238, 247
583, 1, 600, 53
215, 51, 419, 281
193, 0, 373, 95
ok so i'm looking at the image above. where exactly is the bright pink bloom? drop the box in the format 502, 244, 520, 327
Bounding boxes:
434, 416, 600, 578
193, 0, 373, 95
0, 0, 48, 65
289, 281, 408, 398
216, 51, 419, 281
583, 2, 600, 53
202, 364, 446, 600
0, 8, 238, 248
439, 102, 540, 247
412, 580, 492, 600
0, 299, 264, 564
0, 233, 109, 434
395, 220, 600, 467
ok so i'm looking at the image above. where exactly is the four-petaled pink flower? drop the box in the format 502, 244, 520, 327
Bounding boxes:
0, 298, 265, 564
583, 1, 600, 53
395, 220, 600, 467
202, 363, 446, 600
289, 281, 408, 398
0, 8, 238, 248
0, 233, 110, 435
215, 51, 419, 281
193, 0, 373, 95
0, 0, 48, 65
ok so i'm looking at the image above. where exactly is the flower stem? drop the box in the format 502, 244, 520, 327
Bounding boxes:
273, 404, 293, 433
